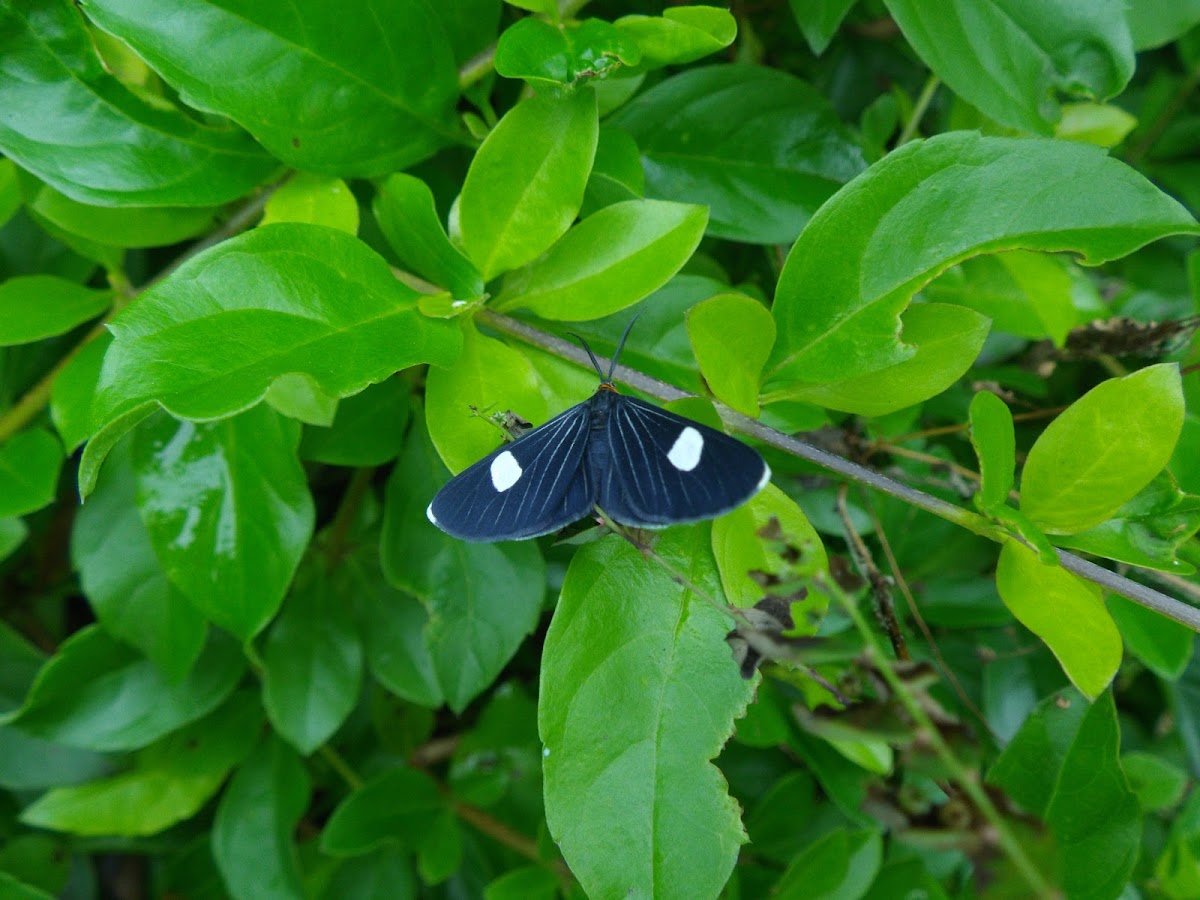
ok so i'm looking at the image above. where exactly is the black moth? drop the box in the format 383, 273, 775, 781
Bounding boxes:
426, 318, 771, 542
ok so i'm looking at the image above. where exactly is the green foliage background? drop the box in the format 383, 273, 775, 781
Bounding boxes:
1, 0, 1200, 897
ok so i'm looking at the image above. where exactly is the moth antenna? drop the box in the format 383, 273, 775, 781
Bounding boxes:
607, 312, 642, 381
567, 332, 606, 380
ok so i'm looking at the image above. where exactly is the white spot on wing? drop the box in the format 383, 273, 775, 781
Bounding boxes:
667, 426, 704, 471
426, 503, 438, 525
490, 450, 522, 492
757, 462, 772, 491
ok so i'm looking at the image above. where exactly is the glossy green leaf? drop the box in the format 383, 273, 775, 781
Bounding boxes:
0, 275, 110, 346
82, 0, 460, 176
382, 415, 545, 713
995, 540, 1122, 699
614, 7, 738, 70
687, 293, 775, 417
1108, 593, 1194, 681
774, 828, 882, 899
0, 516, 27, 564
0, 2, 276, 205
4, 626, 243, 751
789, 0, 858, 55
27, 184, 217, 249
20, 693, 259, 836
373, 174, 482, 300
426, 324, 548, 474
299, 378, 411, 467
261, 174, 359, 235
494, 199, 707, 321
1021, 364, 1185, 534
78, 223, 461, 497
132, 406, 314, 640
262, 570, 363, 754
1127, 0, 1200, 49
72, 435, 206, 680
320, 767, 446, 857
0, 428, 63, 518
212, 734, 310, 900
988, 689, 1141, 899
540, 528, 754, 899
581, 126, 645, 215
495, 18, 641, 87
459, 88, 598, 280
766, 134, 1199, 390
1056, 102, 1138, 148
780, 303, 990, 415
969, 390, 1016, 513
50, 331, 110, 453
885, 0, 1135, 134
610, 65, 865, 245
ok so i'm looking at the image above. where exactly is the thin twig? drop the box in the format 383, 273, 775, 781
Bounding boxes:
836, 485, 909, 660
896, 74, 940, 146
477, 309, 1200, 633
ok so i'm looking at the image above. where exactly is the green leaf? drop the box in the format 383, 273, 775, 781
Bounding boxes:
373, 174, 482, 300
0, 158, 21, 229
1126, 0, 1200, 49
132, 406, 314, 640
686, 293, 774, 417
1021, 364, 1185, 534
1107, 593, 1194, 681
82, 0, 460, 176
5, 625, 244, 751
614, 7, 738, 70
212, 734, 310, 900
72, 434, 207, 680
774, 828, 882, 899
299, 378, 411, 468
765, 134, 1199, 390
582, 126, 645, 215
50, 331, 111, 453
0, 2, 276, 205
969, 390, 1016, 513
20, 692, 260, 836
261, 174, 359, 235
262, 570, 364, 754
0, 428, 63, 518
426, 324, 548, 474
1052, 473, 1200, 573
494, 199, 707, 321
778, 303, 990, 416
988, 689, 1141, 899
540, 528, 754, 899
0, 835, 70, 898
0, 275, 110, 346
789, 0, 858, 55
995, 540, 1122, 699
459, 88, 598, 280
263, 372, 338, 426
1056, 102, 1138, 148
485, 866, 559, 900
79, 223, 461, 497
885, 0, 1135, 134
0, 516, 27, 564
610, 65, 865, 245
382, 414, 545, 713
320, 767, 446, 857
322, 847, 417, 900
27, 184, 218, 249
0, 873, 53, 900
495, 18, 641, 87
1123, 751, 1189, 812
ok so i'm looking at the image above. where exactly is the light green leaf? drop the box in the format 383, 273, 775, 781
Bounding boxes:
459, 88, 598, 280
1056, 102, 1138, 148
1021, 364, 1185, 534
212, 735, 310, 900
774, 828, 882, 899
27, 184, 217, 249
4, 626, 244, 751
495, 18, 641, 87
988, 689, 1141, 899
373, 174, 482, 300
494, 199, 707, 321
78, 223, 461, 497
20, 693, 259, 836
0, 158, 21, 229
611, 65, 865, 245
540, 528, 754, 899
82, 0, 460, 176
685, 293, 775, 417
262, 570, 363, 754
320, 767, 446, 857
969, 390, 1016, 513
766, 134, 1198, 390
71, 434, 206, 680
0, 428, 63, 518
263, 372, 338, 426
995, 541, 1122, 699
261, 174, 359, 235
779, 303, 990, 416
885, 0, 1135, 133
0, 275, 111, 346
299, 378, 411, 468
615, 7, 738, 70
133, 406, 314, 641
